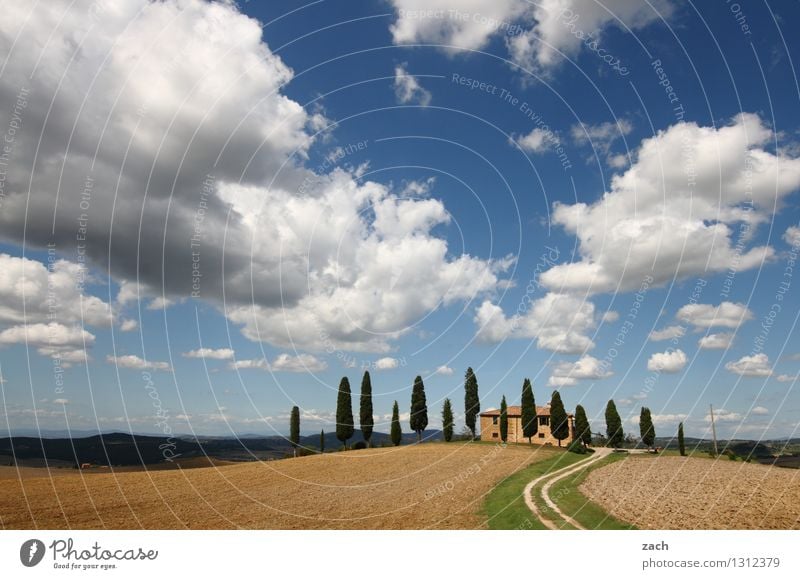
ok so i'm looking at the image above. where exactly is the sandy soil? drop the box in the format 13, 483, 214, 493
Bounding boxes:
0, 443, 556, 529
580, 456, 800, 529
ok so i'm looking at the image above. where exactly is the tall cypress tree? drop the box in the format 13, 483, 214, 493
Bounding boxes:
499, 395, 509, 443
520, 378, 537, 443
464, 367, 480, 439
605, 399, 624, 448
640, 406, 655, 449
290, 405, 300, 457
390, 401, 402, 446
410, 375, 429, 442
360, 371, 374, 446
442, 398, 454, 442
550, 391, 570, 447
336, 376, 354, 450
574, 404, 591, 448
319, 429, 325, 454
678, 422, 686, 456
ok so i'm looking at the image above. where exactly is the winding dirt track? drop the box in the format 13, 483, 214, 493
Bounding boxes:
524, 447, 611, 529
580, 455, 800, 530
0, 443, 557, 529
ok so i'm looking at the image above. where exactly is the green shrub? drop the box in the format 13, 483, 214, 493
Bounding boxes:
567, 439, 587, 454
351, 441, 367, 450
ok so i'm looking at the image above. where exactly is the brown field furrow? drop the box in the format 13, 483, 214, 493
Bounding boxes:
580, 456, 800, 530
0, 443, 556, 530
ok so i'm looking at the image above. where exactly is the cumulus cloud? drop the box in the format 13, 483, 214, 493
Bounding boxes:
182, 348, 235, 361
0, 322, 93, 367
475, 292, 597, 354
394, 64, 431, 106
647, 349, 687, 373
515, 128, 558, 154
571, 119, 633, 164
230, 354, 327, 373
677, 302, 753, 330
649, 325, 685, 341
435, 365, 454, 375
389, 0, 671, 72
374, 357, 400, 370
725, 353, 772, 377
539, 115, 800, 294
784, 225, 800, 247
630, 413, 687, 426
107, 355, 172, 372
776, 373, 797, 383
0, 1, 511, 355
547, 355, 612, 387
698, 333, 734, 350
751, 406, 769, 415
120, 319, 138, 332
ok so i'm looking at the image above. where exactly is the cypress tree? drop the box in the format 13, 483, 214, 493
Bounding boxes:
520, 378, 537, 443
499, 395, 509, 443
442, 398, 454, 442
409, 375, 429, 442
550, 391, 570, 447
390, 401, 402, 446
640, 406, 655, 449
678, 422, 686, 456
290, 406, 300, 457
360, 371, 374, 446
336, 376, 354, 450
605, 399, 624, 448
464, 367, 480, 439
574, 404, 591, 448
320, 429, 325, 454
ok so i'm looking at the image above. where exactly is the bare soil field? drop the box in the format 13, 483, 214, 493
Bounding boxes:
0, 443, 556, 529
581, 455, 800, 529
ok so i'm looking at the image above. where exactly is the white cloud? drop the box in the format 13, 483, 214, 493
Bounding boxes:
751, 406, 769, 416
230, 354, 327, 373
698, 333, 734, 350
649, 325, 685, 341
602, 311, 619, 323
515, 128, 556, 154
434, 365, 454, 375
106, 355, 172, 372
475, 292, 597, 354
52, 398, 69, 405
776, 373, 797, 383
120, 319, 138, 332
677, 302, 753, 330
539, 115, 800, 294
394, 64, 431, 106
548, 355, 612, 386
630, 413, 687, 426
389, 0, 672, 72
182, 348, 235, 361
571, 119, 633, 161
0, 253, 115, 329
705, 408, 742, 423
271, 353, 328, 373
647, 349, 687, 373
0, 322, 93, 366
783, 225, 800, 247
374, 357, 400, 370
725, 353, 772, 377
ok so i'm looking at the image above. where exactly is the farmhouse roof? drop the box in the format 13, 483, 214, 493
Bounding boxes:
480, 405, 562, 417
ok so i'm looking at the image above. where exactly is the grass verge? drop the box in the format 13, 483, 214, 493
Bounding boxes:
483, 450, 586, 530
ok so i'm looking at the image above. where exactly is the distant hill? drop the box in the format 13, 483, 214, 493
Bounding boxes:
0, 429, 445, 467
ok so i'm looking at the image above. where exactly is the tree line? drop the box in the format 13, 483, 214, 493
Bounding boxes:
287, 368, 684, 454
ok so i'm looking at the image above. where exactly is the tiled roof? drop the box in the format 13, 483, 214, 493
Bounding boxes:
481, 405, 553, 417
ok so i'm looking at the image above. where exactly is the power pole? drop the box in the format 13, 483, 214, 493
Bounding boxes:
709, 404, 719, 457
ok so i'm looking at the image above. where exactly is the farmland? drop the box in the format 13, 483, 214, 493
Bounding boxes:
580, 455, 800, 530
0, 442, 557, 529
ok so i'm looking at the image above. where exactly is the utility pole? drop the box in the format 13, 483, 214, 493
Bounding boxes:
709, 404, 719, 457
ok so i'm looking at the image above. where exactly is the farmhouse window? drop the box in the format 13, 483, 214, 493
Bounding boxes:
492, 432, 499, 438
492, 416, 498, 425
539, 416, 550, 426
538, 433, 545, 439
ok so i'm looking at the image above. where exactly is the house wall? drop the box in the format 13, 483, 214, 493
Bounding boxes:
479, 415, 575, 446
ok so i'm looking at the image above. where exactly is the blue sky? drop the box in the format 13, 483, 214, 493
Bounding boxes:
1, 0, 799, 440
